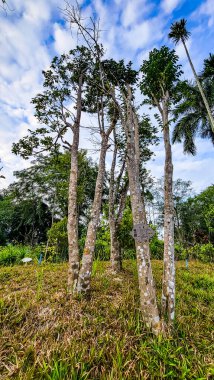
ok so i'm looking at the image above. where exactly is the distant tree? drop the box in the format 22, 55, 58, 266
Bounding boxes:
0, 196, 13, 245
169, 19, 214, 133
179, 185, 214, 245
9, 151, 97, 223
0, 194, 52, 245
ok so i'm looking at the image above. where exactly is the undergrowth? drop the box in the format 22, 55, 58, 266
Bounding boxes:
0, 260, 213, 379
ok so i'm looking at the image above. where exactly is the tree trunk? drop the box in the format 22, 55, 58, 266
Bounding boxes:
182, 39, 214, 133
109, 133, 122, 272
122, 86, 162, 335
76, 136, 108, 295
110, 219, 122, 272
161, 102, 175, 322
67, 76, 82, 294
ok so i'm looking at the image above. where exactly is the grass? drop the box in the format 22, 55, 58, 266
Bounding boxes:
0, 260, 213, 379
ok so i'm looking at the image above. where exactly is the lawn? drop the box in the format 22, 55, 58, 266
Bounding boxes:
0, 260, 213, 379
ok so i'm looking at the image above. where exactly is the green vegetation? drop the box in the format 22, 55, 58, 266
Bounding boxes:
0, 260, 213, 379
0, 7, 213, 374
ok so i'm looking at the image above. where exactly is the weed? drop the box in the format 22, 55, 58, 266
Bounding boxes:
0, 261, 213, 379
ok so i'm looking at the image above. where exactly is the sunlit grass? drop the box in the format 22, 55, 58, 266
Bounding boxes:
0, 260, 213, 379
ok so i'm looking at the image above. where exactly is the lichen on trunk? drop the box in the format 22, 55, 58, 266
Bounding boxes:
67, 76, 82, 295
77, 137, 109, 295
121, 85, 162, 335
161, 100, 175, 323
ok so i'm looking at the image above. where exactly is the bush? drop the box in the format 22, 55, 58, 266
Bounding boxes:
0, 245, 39, 266
122, 248, 136, 259
47, 218, 68, 261
184, 243, 214, 263
150, 236, 164, 259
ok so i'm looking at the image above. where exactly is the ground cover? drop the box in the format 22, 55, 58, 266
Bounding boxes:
0, 260, 213, 379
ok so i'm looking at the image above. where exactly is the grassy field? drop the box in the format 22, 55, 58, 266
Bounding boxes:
0, 260, 213, 379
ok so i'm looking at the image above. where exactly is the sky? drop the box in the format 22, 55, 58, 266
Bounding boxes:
0, 0, 213, 193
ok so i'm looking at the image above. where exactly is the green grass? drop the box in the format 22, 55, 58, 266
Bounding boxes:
0, 260, 213, 379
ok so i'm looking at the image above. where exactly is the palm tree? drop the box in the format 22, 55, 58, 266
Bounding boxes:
169, 19, 214, 133
173, 80, 214, 154
172, 79, 214, 155
201, 53, 214, 80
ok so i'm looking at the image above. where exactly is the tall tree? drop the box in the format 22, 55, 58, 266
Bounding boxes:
12, 47, 92, 293
76, 95, 118, 294
63, 5, 120, 294
104, 59, 162, 334
64, 6, 163, 333
169, 19, 214, 133
108, 114, 159, 272
140, 46, 182, 323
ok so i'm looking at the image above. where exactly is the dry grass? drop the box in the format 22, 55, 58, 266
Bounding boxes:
0, 260, 213, 379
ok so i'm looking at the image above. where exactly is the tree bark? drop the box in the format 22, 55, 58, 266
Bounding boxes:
182, 39, 214, 133
110, 219, 122, 271
161, 100, 175, 322
67, 76, 82, 294
76, 136, 109, 295
122, 86, 162, 335
109, 132, 122, 272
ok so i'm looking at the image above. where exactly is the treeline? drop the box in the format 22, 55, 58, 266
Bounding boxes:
0, 152, 213, 261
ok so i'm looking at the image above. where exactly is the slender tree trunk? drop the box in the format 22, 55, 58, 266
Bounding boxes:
182, 39, 214, 133
122, 86, 162, 335
77, 136, 108, 295
109, 133, 122, 272
161, 102, 175, 322
110, 219, 122, 271
67, 76, 82, 294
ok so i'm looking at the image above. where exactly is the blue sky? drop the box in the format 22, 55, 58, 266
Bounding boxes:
0, 0, 213, 192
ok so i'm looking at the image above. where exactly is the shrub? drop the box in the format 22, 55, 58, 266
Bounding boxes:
0, 245, 35, 266
184, 243, 214, 263
150, 236, 164, 259
47, 218, 68, 261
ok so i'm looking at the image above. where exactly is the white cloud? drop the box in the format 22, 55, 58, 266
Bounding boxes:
121, 0, 152, 28
161, 0, 181, 14
53, 23, 76, 55
0, 0, 213, 194
197, 0, 214, 27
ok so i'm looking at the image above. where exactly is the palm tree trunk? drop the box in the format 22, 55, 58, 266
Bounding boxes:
182, 39, 214, 133
161, 102, 175, 323
67, 76, 82, 295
